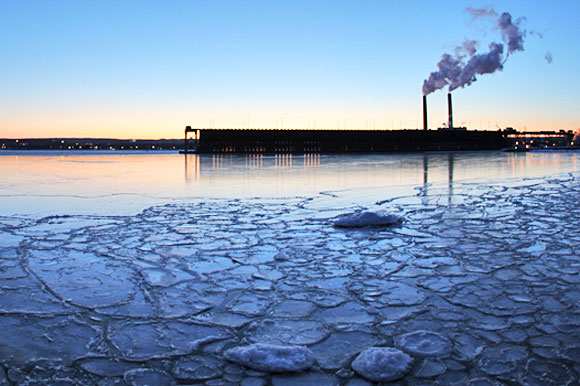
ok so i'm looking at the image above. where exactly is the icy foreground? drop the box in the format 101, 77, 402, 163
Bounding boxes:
0, 174, 580, 385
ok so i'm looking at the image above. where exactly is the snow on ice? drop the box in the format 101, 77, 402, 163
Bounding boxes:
224, 344, 316, 372
351, 347, 413, 382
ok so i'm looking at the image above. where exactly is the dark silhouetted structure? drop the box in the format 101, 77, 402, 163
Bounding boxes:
185, 128, 507, 153
423, 95, 428, 131
448, 93, 453, 129
438, 92, 466, 131
183, 126, 199, 154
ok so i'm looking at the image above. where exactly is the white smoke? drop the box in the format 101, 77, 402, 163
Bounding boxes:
498, 12, 526, 54
455, 39, 479, 59
449, 43, 504, 91
465, 5, 497, 20
530, 30, 544, 39
423, 8, 529, 95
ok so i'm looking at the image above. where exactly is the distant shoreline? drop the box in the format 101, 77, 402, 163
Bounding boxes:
2, 129, 576, 152
0, 138, 184, 151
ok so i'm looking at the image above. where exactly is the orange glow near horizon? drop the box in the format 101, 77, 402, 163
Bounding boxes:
3, 118, 578, 140
1, 99, 577, 139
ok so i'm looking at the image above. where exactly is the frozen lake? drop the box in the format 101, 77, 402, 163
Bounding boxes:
0, 150, 579, 385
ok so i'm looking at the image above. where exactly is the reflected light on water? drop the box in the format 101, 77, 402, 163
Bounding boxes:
184, 155, 200, 183
0, 151, 578, 216
246, 154, 263, 169
304, 153, 320, 168
275, 154, 292, 169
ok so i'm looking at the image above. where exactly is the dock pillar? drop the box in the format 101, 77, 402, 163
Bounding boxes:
184, 126, 196, 153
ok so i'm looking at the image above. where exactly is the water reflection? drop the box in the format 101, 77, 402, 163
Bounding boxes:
420, 153, 454, 201
184, 155, 200, 183
448, 154, 454, 204
245, 154, 263, 169
422, 154, 429, 196
304, 153, 320, 168
186, 152, 467, 205
183, 152, 578, 192
186, 153, 320, 183
2, 151, 579, 217
212, 154, 234, 169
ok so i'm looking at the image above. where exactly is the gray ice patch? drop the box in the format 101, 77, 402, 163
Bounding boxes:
333, 211, 403, 228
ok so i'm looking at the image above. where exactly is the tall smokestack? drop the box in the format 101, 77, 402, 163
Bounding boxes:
447, 93, 453, 129
423, 95, 428, 130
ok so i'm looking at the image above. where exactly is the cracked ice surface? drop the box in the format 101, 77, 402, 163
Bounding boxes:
1, 155, 580, 384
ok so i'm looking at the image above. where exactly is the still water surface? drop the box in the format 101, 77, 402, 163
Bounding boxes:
0, 150, 578, 216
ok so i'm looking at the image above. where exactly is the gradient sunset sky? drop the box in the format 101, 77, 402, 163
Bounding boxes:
1, 1, 578, 139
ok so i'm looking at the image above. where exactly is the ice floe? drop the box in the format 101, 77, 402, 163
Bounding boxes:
78, 358, 143, 377
309, 331, 381, 370
224, 344, 315, 372
333, 211, 404, 227
0, 315, 101, 367
108, 321, 230, 361
123, 368, 176, 386
246, 319, 329, 345
351, 347, 413, 382
395, 330, 452, 357
171, 355, 224, 381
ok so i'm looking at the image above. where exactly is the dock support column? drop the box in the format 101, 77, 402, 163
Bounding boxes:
184, 126, 195, 153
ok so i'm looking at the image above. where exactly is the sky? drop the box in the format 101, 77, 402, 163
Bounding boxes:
1, 0, 579, 139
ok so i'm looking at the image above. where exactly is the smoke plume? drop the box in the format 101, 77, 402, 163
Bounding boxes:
465, 5, 497, 20
450, 43, 504, 91
455, 39, 479, 58
530, 30, 544, 39
423, 55, 462, 95
423, 8, 529, 95
498, 12, 525, 54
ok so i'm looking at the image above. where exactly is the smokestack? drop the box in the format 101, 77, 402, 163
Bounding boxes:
423, 95, 428, 130
447, 93, 453, 129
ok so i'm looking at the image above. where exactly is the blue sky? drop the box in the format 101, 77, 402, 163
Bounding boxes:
1, 1, 578, 138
